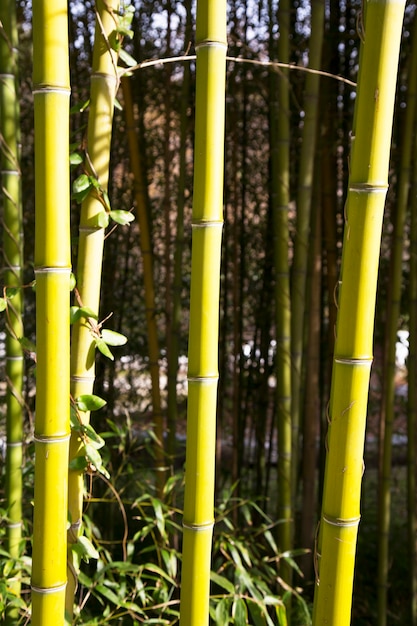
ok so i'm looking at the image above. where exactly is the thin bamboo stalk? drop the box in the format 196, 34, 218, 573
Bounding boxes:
67, 0, 120, 615
312, 2, 405, 624
31, 0, 71, 622
290, 0, 324, 501
269, 0, 293, 586
408, 112, 417, 626
377, 9, 417, 623
121, 75, 164, 485
0, 0, 24, 615
167, 0, 192, 465
179, 1, 227, 623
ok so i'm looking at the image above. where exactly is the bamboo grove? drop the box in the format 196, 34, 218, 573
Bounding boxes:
1, 0, 417, 624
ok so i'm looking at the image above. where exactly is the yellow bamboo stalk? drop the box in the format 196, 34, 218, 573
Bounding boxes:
312, 2, 405, 624
67, 0, 120, 615
31, 0, 71, 622
0, 0, 24, 611
179, 1, 227, 624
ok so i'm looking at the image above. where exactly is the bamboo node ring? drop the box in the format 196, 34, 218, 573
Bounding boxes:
33, 433, 71, 444
195, 40, 228, 52
31, 582, 67, 595
182, 520, 214, 532
322, 514, 360, 528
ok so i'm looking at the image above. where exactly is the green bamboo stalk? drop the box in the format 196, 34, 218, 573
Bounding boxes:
269, 0, 292, 586
0, 0, 24, 615
167, 0, 192, 466
67, 0, 120, 615
179, 1, 226, 624
312, 2, 405, 624
31, 0, 71, 622
121, 75, 165, 486
378, 10, 417, 623
408, 104, 417, 626
290, 0, 324, 500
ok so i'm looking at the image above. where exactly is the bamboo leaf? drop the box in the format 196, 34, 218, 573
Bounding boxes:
5, 287, 19, 299
82, 423, 105, 449
76, 394, 107, 412
215, 598, 230, 625
210, 571, 235, 594
119, 47, 137, 67
94, 337, 114, 360
70, 152, 83, 166
77, 535, 99, 561
109, 209, 135, 225
69, 455, 88, 472
95, 583, 123, 606
95, 210, 110, 229
232, 597, 248, 625
275, 603, 288, 626
101, 328, 128, 346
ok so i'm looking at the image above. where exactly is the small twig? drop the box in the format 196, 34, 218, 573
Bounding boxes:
118, 52, 357, 88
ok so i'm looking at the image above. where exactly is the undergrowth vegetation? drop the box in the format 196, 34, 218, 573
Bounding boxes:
0, 419, 313, 625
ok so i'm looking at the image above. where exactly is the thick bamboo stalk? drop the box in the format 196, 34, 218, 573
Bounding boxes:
67, 0, 120, 615
269, 0, 293, 586
290, 0, 324, 499
377, 9, 417, 624
31, 0, 71, 622
179, 1, 226, 624
312, 2, 405, 624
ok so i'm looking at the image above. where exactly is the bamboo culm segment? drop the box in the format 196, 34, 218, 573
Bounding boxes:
312, 1, 406, 624
0, 0, 24, 612
32, 0, 71, 621
179, 1, 226, 624
67, 0, 119, 615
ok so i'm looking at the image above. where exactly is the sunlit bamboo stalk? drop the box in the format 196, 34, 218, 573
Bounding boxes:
31, 0, 71, 622
0, 0, 24, 617
377, 9, 417, 624
179, 1, 227, 624
66, 0, 120, 615
312, 1, 405, 624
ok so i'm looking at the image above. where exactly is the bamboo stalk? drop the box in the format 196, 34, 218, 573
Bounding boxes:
179, 1, 227, 624
66, 0, 120, 615
31, 0, 71, 622
0, 0, 24, 616
290, 0, 325, 502
312, 1, 405, 624
408, 110, 417, 626
167, 0, 192, 467
378, 9, 417, 623
121, 75, 164, 486
269, 0, 293, 586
